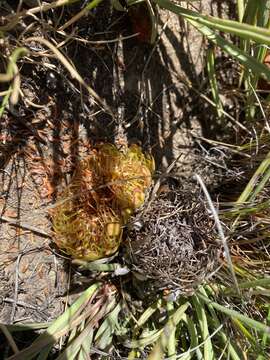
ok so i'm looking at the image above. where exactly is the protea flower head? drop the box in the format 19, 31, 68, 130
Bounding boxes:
98, 143, 155, 212
51, 143, 154, 260
52, 196, 123, 261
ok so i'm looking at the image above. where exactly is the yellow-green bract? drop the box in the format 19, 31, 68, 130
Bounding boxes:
51, 144, 154, 260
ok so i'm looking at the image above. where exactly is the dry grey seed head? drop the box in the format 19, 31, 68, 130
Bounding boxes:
124, 187, 222, 296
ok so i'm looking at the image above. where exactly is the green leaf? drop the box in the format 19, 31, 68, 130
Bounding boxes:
126, 329, 163, 348
206, 46, 223, 118
147, 302, 190, 359
198, 292, 270, 337
135, 298, 163, 330
236, 150, 270, 205
154, 0, 270, 81
8, 283, 100, 360
192, 296, 214, 360
111, 0, 126, 11
155, 0, 270, 47
94, 301, 122, 349
200, 287, 241, 360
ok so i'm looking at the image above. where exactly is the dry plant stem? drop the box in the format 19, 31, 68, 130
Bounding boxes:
7, 292, 104, 360
3, 298, 39, 311
58, 296, 113, 359
0, 215, 51, 237
197, 91, 251, 135
195, 174, 240, 295
10, 253, 22, 323
36, 174, 153, 214
24, 37, 114, 117
125, 20, 169, 129
145, 153, 183, 212
0, 0, 81, 31
0, 324, 19, 354
59, 0, 103, 31
17, 0, 79, 16
59, 33, 140, 45
148, 68, 250, 135
195, 136, 251, 158
59, 264, 71, 351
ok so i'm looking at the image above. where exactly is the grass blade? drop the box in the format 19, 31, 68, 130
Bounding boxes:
8, 283, 100, 360
192, 296, 214, 360
24, 37, 113, 115
155, 0, 270, 47
154, 0, 270, 81
200, 287, 241, 360
147, 302, 190, 359
197, 292, 270, 337
236, 151, 270, 204
206, 46, 223, 118
237, 0, 245, 22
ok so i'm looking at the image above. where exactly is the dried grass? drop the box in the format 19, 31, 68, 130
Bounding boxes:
126, 185, 222, 295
